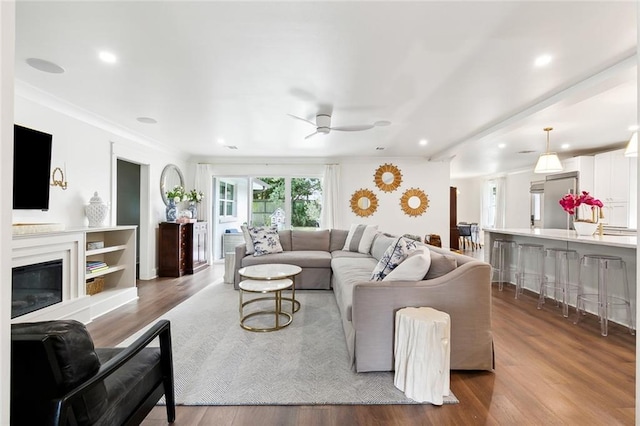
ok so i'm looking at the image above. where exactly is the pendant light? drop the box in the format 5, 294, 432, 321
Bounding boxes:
534, 127, 563, 174
624, 132, 637, 157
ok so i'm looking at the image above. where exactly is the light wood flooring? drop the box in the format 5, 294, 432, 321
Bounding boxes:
86, 252, 636, 426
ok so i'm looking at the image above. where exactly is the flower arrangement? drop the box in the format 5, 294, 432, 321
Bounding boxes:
166, 185, 188, 203
187, 189, 204, 203
559, 191, 604, 223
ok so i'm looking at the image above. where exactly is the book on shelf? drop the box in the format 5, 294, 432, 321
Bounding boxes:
87, 265, 109, 274
86, 260, 107, 268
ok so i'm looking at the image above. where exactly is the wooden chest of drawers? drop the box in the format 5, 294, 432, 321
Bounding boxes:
158, 222, 208, 277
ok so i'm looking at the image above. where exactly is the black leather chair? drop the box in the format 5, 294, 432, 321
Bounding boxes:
11, 319, 175, 425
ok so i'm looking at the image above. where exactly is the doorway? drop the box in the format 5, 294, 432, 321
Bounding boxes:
116, 159, 141, 278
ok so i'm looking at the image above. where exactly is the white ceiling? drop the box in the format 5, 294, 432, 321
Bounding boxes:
14, 1, 638, 178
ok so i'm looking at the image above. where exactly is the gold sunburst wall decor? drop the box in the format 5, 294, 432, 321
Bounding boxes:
350, 188, 379, 217
374, 163, 403, 192
400, 188, 429, 217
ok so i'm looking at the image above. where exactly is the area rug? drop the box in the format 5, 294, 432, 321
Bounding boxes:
119, 279, 458, 406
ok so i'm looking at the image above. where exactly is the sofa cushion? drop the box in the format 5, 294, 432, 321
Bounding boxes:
292, 229, 330, 251
331, 250, 372, 259
343, 224, 378, 254
241, 225, 255, 255
331, 257, 379, 321
370, 236, 419, 281
278, 230, 292, 251
249, 226, 283, 256
242, 250, 332, 268
370, 233, 396, 261
424, 251, 457, 279
329, 229, 349, 252
382, 249, 431, 281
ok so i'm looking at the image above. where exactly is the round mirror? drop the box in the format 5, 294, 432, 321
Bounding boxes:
374, 163, 402, 192
350, 189, 379, 217
381, 171, 395, 185
358, 197, 370, 209
160, 164, 185, 206
400, 188, 429, 217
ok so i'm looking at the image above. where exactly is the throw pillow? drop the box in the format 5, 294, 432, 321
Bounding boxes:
370, 236, 419, 281
424, 251, 457, 280
383, 250, 432, 281
248, 226, 283, 256
343, 224, 378, 254
241, 225, 255, 255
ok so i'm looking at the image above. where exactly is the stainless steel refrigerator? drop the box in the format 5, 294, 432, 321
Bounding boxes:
542, 171, 579, 229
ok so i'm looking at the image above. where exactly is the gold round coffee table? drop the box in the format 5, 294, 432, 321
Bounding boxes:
239, 278, 293, 332
238, 264, 302, 313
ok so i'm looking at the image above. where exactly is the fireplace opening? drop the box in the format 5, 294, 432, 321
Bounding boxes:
12, 259, 63, 319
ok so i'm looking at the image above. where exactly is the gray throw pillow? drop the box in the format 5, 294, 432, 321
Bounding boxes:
424, 251, 457, 279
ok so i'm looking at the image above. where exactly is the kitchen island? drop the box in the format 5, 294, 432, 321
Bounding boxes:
484, 228, 637, 329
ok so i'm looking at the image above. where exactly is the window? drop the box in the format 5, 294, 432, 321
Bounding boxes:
251, 177, 322, 229
219, 181, 236, 218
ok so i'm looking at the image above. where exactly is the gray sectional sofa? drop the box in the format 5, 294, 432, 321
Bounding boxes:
233, 228, 494, 373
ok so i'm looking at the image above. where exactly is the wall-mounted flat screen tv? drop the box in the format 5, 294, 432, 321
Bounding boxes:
13, 124, 53, 211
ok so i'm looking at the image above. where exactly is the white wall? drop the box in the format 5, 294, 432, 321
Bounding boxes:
13, 88, 189, 279
504, 170, 536, 229
451, 177, 482, 224
1, 2, 15, 423
337, 158, 450, 247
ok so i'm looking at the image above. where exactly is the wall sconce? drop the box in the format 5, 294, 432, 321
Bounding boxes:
50, 166, 68, 190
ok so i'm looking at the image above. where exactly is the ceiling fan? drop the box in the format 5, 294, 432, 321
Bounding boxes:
288, 113, 390, 139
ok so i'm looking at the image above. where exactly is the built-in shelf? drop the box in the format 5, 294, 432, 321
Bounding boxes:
11, 225, 138, 323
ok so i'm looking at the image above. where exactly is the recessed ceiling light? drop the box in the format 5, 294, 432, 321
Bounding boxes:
136, 117, 157, 124
217, 138, 225, 145
628, 125, 639, 131
561, 143, 570, 150
534, 54, 552, 67
26, 58, 64, 74
498, 143, 506, 149
419, 139, 428, 146
99, 51, 117, 63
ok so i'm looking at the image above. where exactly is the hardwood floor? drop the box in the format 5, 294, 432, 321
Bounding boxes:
86, 256, 636, 426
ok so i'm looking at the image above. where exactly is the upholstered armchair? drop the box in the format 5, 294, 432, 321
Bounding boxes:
11, 319, 175, 425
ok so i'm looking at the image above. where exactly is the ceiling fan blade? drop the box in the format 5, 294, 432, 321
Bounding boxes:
304, 131, 319, 140
330, 124, 375, 132
288, 113, 316, 126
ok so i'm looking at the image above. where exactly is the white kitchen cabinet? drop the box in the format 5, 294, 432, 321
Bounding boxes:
562, 155, 594, 193
594, 149, 631, 227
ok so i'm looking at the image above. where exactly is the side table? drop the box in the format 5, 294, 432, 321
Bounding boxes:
394, 307, 451, 405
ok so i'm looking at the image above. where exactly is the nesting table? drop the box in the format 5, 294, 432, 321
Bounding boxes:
238, 264, 302, 332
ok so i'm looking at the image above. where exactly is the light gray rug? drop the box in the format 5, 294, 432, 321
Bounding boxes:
120, 279, 458, 405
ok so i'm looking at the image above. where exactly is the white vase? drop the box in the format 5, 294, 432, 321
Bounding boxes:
573, 221, 598, 236
86, 192, 109, 227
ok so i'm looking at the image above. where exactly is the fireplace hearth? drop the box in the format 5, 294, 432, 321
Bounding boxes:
12, 259, 63, 319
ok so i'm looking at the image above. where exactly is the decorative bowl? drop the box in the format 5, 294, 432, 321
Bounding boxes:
573, 221, 598, 236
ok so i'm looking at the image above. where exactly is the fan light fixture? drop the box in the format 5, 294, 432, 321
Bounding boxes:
534, 127, 563, 174
624, 132, 637, 157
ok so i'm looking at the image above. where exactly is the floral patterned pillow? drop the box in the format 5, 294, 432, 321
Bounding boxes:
248, 226, 283, 256
370, 236, 419, 281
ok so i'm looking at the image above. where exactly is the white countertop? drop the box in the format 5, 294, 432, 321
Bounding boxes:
484, 228, 637, 249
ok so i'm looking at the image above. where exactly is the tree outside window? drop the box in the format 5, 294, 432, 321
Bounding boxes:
252, 177, 322, 229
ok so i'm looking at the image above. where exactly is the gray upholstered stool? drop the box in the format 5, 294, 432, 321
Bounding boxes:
515, 243, 545, 299
538, 248, 579, 317
574, 254, 634, 336
490, 239, 517, 291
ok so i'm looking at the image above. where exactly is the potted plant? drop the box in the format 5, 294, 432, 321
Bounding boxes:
559, 191, 604, 235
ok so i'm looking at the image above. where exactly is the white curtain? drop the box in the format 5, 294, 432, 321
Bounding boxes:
320, 164, 340, 229
195, 164, 215, 264
494, 177, 506, 229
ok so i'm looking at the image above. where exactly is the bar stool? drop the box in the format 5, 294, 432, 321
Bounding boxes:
490, 239, 516, 291
515, 243, 545, 299
574, 254, 635, 336
538, 248, 579, 317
